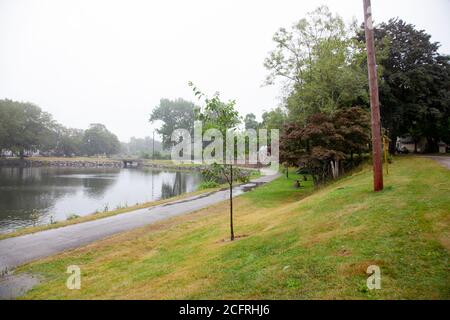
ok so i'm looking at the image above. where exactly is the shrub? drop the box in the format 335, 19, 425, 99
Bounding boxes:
199, 180, 220, 190
66, 214, 80, 221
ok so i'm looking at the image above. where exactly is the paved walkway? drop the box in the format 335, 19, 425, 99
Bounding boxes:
0, 172, 280, 271
427, 156, 450, 170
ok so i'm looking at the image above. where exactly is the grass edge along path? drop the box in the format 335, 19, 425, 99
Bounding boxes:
18, 157, 450, 299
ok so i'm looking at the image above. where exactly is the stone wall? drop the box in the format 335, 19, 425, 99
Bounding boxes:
0, 159, 123, 168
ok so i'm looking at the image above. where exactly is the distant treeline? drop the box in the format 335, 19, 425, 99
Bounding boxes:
121, 137, 168, 159
0, 99, 162, 159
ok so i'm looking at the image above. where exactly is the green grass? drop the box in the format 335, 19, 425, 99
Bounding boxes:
17, 157, 450, 299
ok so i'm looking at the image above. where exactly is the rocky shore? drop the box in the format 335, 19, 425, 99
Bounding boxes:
0, 158, 263, 172
0, 158, 123, 168
142, 162, 205, 171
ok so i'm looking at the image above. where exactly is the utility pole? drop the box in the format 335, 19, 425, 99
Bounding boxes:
152, 130, 155, 161
363, 0, 384, 192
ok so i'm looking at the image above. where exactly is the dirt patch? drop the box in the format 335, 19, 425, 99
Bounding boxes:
217, 235, 250, 243
337, 260, 385, 276
334, 248, 352, 257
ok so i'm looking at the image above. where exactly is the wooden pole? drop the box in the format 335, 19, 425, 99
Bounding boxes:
363, 0, 384, 192
230, 164, 234, 241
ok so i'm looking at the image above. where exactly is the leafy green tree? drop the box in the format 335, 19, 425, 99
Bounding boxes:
261, 107, 288, 131
82, 123, 120, 156
0, 99, 55, 158
265, 6, 368, 123
150, 98, 197, 149
244, 113, 260, 130
56, 128, 85, 156
363, 18, 450, 152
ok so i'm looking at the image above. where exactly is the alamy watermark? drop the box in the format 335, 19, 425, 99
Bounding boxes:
66, 265, 81, 290
367, 265, 381, 290
170, 121, 280, 172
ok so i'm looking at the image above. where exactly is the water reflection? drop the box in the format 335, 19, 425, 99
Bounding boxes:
0, 167, 202, 233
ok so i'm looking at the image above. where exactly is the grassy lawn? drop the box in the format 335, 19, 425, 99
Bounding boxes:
18, 157, 450, 299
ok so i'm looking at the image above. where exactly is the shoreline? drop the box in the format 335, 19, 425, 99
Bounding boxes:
0, 157, 122, 168
0, 157, 263, 172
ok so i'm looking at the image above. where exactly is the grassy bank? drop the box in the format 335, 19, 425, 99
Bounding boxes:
18, 157, 450, 299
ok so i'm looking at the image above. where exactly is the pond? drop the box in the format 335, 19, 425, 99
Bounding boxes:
0, 167, 203, 233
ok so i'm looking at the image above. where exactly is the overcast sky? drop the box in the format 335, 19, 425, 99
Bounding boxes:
1, 0, 449, 141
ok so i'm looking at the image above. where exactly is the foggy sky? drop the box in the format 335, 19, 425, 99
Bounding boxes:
1, 0, 449, 141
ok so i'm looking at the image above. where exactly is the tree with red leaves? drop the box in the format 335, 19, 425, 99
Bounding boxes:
280, 107, 370, 184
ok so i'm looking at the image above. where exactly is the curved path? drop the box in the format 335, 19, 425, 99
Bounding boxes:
0, 172, 280, 271
427, 155, 450, 170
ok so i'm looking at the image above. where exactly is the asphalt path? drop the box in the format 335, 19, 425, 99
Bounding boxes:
427, 156, 450, 170
0, 172, 280, 271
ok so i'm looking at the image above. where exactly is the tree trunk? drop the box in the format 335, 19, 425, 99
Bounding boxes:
426, 137, 438, 153
20, 150, 25, 160
389, 136, 397, 155
285, 163, 289, 179
330, 161, 337, 179
229, 164, 234, 241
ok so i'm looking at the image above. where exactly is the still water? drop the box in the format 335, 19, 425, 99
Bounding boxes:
0, 167, 203, 233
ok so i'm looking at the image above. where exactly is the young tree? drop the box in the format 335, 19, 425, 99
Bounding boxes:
189, 82, 245, 241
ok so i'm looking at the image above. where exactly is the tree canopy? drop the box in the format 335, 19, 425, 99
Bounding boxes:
0, 99, 122, 157
82, 123, 121, 156
150, 98, 197, 149
364, 18, 450, 152
265, 6, 369, 124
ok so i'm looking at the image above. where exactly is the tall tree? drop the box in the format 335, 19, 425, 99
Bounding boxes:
0, 99, 55, 158
363, 18, 450, 152
150, 98, 197, 149
264, 6, 368, 123
83, 123, 120, 156
244, 113, 260, 130
261, 107, 288, 131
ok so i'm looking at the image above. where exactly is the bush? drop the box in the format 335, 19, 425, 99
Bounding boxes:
66, 214, 80, 221
199, 180, 220, 190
